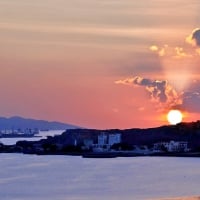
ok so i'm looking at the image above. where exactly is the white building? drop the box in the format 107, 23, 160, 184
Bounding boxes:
168, 141, 189, 152
153, 141, 189, 152
94, 133, 121, 152
108, 134, 121, 146
98, 134, 107, 146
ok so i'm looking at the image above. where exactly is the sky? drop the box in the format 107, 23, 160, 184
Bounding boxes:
0, 0, 200, 129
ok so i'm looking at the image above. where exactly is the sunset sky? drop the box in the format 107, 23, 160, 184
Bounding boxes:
1, 0, 200, 129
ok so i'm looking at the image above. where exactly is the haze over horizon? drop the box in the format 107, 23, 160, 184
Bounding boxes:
1, 0, 200, 129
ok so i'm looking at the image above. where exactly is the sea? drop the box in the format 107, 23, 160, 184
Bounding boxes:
0, 130, 64, 145
0, 131, 200, 200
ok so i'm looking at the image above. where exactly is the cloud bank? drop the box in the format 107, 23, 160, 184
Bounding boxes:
115, 76, 181, 110
116, 28, 200, 114
150, 28, 200, 59
116, 76, 200, 113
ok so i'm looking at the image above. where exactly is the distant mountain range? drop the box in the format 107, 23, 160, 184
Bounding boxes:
0, 116, 80, 130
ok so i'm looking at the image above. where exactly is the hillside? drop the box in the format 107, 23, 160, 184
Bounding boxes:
2, 121, 200, 156
0, 116, 79, 130
63, 121, 200, 148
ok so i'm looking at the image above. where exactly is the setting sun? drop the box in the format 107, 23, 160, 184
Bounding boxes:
167, 110, 183, 125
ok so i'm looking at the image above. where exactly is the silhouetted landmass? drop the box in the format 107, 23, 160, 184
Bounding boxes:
0, 116, 80, 130
59, 121, 200, 149
2, 121, 200, 157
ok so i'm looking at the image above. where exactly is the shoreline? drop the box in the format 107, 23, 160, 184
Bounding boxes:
1, 141, 200, 158
22, 151, 200, 158
81, 151, 200, 158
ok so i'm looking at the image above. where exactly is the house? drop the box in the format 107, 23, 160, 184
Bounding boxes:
153, 141, 189, 152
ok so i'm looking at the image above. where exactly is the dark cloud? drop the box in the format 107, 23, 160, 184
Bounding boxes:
186, 28, 200, 47
116, 76, 181, 110
116, 76, 200, 114
192, 29, 200, 46
132, 76, 168, 103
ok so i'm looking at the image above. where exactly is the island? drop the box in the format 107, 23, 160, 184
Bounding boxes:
0, 116, 80, 138
1, 121, 200, 158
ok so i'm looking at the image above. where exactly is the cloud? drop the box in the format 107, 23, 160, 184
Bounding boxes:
115, 76, 181, 110
150, 28, 200, 59
149, 44, 192, 58
174, 47, 191, 58
132, 77, 169, 103
149, 45, 158, 51
149, 44, 168, 57
186, 28, 200, 47
149, 28, 200, 58
116, 76, 200, 114
115, 78, 134, 85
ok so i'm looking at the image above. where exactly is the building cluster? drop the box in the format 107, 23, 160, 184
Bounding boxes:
81, 133, 190, 153
153, 140, 189, 152
83, 133, 121, 152
0, 128, 39, 135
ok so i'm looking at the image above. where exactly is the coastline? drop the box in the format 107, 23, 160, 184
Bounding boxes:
2, 142, 200, 158
21, 151, 200, 158
82, 151, 200, 158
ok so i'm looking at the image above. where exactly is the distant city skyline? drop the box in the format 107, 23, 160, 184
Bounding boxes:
0, 0, 200, 129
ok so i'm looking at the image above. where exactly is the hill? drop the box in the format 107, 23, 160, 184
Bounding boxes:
2, 121, 200, 156
0, 116, 79, 130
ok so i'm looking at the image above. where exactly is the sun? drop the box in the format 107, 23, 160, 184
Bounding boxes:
167, 109, 183, 125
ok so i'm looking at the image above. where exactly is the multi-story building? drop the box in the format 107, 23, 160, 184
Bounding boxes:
153, 141, 189, 152
98, 133, 107, 146
108, 134, 121, 146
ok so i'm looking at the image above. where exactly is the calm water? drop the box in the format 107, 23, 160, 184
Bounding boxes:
0, 154, 200, 200
0, 130, 64, 145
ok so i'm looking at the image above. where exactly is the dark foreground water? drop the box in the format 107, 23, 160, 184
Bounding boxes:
0, 154, 200, 200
